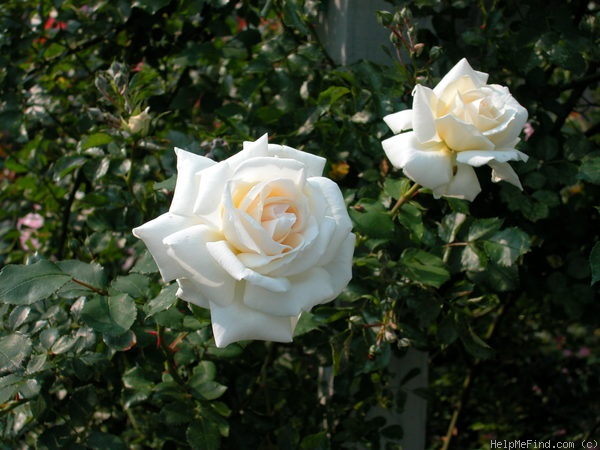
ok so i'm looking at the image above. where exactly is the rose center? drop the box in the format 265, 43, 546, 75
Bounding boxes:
231, 179, 306, 252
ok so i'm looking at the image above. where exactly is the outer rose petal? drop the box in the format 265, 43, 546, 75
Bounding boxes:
267, 144, 326, 177
132, 213, 200, 281
488, 160, 524, 189
170, 148, 216, 216
231, 157, 306, 187
412, 85, 439, 143
383, 109, 413, 134
162, 224, 236, 306
306, 177, 353, 265
382, 132, 453, 190
432, 163, 482, 201
322, 233, 355, 296
206, 240, 290, 292
243, 267, 335, 316
210, 299, 298, 348
456, 149, 529, 167
433, 58, 488, 97
176, 278, 210, 308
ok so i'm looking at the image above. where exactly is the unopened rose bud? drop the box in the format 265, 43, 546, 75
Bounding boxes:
127, 107, 151, 135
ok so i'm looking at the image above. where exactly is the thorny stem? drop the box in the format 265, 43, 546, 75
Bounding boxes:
390, 183, 421, 215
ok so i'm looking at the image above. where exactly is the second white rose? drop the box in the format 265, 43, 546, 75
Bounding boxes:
382, 58, 529, 201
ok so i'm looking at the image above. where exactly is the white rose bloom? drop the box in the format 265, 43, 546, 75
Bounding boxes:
382, 58, 529, 201
133, 134, 355, 347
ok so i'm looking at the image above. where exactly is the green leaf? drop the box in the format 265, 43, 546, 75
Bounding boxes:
191, 360, 217, 383
154, 174, 176, 191
57, 260, 107, 298
397, 202, 424, 240
579, 155, 600, 185
483, 228, 531, 266
87, 431, 128, 450
400, 248, 450, 288
81, 294, 137, 336
317, 86, 350, 107
349, 200, 394, 239
590, 242, 600, 285
300, 432, 329, 450
456, 318, 494, 359
467, 217, 504, 241
0, 260, 71, 305
144, 283, 178, 317
0, 333, 32, 374
187, 418, 221, 450
111, 273, 151, 299
80, 132, 114, 150
192, 380, 227, 400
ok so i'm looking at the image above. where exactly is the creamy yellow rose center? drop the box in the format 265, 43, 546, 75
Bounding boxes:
226, 178, 307, 255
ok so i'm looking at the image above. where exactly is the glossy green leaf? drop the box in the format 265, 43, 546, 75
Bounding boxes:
186, 418, 221, 450
81, 294, 137, 336
0, 333, 32, 374
57, 260, 107, 298
144, 283, 178, 317
349, 200, 394, 239
111, 273, 151, 299
80, 132, 114, 150
0, 260, 71, 305
578, 155, 600, 185
483, 228, 531, 266
400, 248, 450, 288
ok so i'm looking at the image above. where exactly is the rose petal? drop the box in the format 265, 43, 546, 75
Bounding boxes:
176, 278, 210, 308
322, 233, 355, 295
170, 148, 216, 216
305, 177, 353, 265
383, 109, 413, 134
268, 216, 335, 277
232, 157, 307, 187
163, 224, 237, 306
436, 115, 495, 151
191, 162, 230, 228
205, 240, 290, 292
382, 132, 453, 190
132, 213, 200, 281
488, 160, 523, 189
210, 299, 297, 347
433, 163, 481, 201
267, 143, 326, 177
412, 85, 439, 143
222, 183, 291, 256
456, 149, 529, 167
433, 58, 488, 98
243, 267, 335, 316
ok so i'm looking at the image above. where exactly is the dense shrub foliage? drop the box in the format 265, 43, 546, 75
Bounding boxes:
0, 0, 598, 448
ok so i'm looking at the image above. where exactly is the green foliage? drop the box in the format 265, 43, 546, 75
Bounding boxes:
0, 0, 598, 449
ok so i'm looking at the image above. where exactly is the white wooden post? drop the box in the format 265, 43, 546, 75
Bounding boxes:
317, 2, 429, 449
316, 0, 395, 66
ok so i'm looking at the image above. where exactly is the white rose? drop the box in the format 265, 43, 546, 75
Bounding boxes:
133, 134, 355, 347
382, 58, 529, 201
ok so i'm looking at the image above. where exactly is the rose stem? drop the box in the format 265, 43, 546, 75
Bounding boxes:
390, 182, 421, 215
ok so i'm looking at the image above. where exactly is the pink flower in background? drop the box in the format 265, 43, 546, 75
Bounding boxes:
17, 211, 44, 250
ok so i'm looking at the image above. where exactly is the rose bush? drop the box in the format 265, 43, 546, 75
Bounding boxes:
133, 134, 355, 347
382, 58, 529, 201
